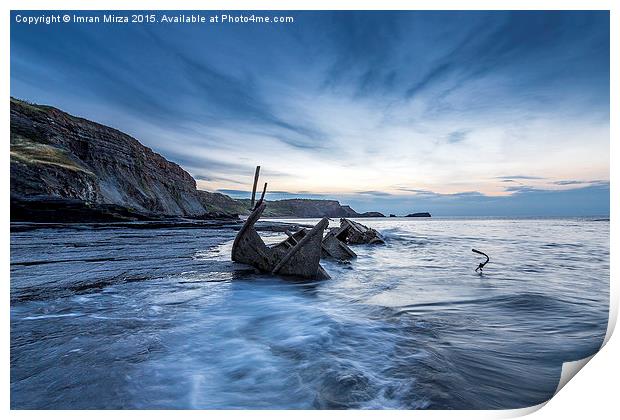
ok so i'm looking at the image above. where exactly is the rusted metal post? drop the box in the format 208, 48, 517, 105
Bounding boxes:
250, 165, 260, 208
472, 248, 489, 272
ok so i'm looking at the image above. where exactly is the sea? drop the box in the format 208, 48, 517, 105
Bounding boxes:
10, 217, 610, 409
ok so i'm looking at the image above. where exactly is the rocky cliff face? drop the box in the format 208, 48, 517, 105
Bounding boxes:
240, 199, 361, 218
10, 98, 244, 221
257, 201, 385, 218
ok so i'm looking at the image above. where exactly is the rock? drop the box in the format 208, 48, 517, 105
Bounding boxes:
405, 212, 431, 218
185, 211, 239, 221
358, 211, 385, 218
10, 197, 158, 223
239, 198, 362, 218
389, 214, 396, 217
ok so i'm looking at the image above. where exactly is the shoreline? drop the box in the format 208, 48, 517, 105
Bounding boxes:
10, 215, 610, 233
9, 219, 315, 233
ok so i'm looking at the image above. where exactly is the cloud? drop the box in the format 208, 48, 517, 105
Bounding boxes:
142, 29, 330, 151
552, 179, 609, 187
355, 190, 394, 196
161, 152, 253, 175
334, 183, 610, 216
405, 63, 454, 99
319, 12, 404, 96
446, 129, 469, 144
395, 187, 437, 195
503, 185, 539, 193
195, 174, 248, 185
496, 175, 545, 180
553, 180, 588, 185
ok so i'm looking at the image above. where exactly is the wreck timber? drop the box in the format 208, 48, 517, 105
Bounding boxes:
334, 218, 385, 245
231, 165, 387, 278
322, 228, 357, 260
231, 201, 330, 280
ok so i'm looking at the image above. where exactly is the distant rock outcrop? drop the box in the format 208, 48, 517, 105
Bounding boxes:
10, 98, 245, 221
358, 211, 385, 218
238, 198, 361, 218
405, 212, 432, 218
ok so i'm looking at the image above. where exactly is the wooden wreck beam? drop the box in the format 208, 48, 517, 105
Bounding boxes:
284, 230, 298, 248
250, 165, 261, 208
272, 218, 329, 275
285, 230, 298, 244
231, 201, 267, 260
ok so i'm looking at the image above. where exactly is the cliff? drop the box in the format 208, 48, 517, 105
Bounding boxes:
237, 199, 361, 218
10, 98, 245, 221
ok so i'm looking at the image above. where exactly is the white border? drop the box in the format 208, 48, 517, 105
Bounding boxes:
3, 1, 617, 419
1, 0, 617, 11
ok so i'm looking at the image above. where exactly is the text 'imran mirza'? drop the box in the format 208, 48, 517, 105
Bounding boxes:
14, 13, 295, 25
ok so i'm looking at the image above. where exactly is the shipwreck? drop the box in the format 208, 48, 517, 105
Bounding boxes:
231, 166, 384, 280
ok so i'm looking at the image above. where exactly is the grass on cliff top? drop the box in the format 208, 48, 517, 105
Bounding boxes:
10, 134, 93, 174
11, 97, 55, 113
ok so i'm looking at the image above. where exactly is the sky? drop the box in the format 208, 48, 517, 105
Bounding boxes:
10, 11, 610, 216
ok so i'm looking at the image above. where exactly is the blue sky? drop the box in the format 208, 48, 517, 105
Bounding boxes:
11, 11, 610, 216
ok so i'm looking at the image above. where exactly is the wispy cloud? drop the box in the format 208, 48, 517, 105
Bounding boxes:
355, 190, 394, 196
496, 175, 546, 180
446, 129, 470, 144
553, 180, 589, 185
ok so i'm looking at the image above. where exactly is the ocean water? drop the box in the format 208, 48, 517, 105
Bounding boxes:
10, 217, 609, 409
